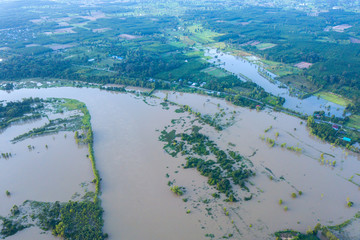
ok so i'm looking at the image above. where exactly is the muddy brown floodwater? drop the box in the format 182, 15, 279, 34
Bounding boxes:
0, 87, 359, 240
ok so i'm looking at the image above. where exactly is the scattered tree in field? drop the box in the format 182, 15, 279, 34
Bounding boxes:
346, 197, 354, 207
266, 137, 275, 147
279, 199, 283, 205
291, 193, 297, 198
74, 131, 79, 144
264, 125, 272, 133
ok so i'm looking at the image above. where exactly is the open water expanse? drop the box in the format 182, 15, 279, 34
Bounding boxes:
0, 87, 359, 239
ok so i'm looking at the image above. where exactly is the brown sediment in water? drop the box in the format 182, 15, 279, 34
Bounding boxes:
0, 88, 359, 239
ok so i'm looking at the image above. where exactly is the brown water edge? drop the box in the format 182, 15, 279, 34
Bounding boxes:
0, 88, 359, 239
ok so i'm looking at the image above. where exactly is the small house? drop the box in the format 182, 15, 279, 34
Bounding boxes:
343, 137, 351, 142
332, 125, 339, 130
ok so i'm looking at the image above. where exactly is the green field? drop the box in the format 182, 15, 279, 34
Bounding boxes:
187, 24, 223, 44
261, 59, 302, 77
346, 115, 360, 129
201, 67, 229, 77
318, 92, 353, 107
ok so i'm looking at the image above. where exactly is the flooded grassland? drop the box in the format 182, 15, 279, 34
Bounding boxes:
0, 87, 359, 239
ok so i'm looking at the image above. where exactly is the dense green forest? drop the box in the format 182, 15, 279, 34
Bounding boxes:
182, 7, 360, 101
1, 0, 360, 111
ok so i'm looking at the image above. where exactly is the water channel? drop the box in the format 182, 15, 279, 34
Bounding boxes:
205, 49, 346, 118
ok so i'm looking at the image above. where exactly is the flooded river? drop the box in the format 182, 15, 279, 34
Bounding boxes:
0, 87, 359, 239
205, 49, 346, 118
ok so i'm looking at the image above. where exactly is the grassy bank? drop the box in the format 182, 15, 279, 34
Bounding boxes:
61, 99, 100, 197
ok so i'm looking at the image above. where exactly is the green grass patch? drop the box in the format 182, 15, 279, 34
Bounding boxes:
185, 51, 205, 58
201, 67, 229, 78
209, 42, 227, 50
317, 92, 352, 107
155, 58, 207, 80
187, 24, 223, 44
261, 59, 302, 77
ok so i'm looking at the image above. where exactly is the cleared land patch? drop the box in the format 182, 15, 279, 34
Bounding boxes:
187, 24, 223, 44
256, 43, 277, 50
294, 62, 313, 69
118, 34, 141, 40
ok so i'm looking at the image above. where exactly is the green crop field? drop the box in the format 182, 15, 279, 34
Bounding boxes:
318, 92, 352, 107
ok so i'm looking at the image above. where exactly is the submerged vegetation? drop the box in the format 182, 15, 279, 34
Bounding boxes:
160, 122, 254, 201
170, 186, 184, 196
0, 98, 105, 239
277, 212, 360, 240
260, 135, 302, 153
0, 98, 43, 130
1, 200, 106, 240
